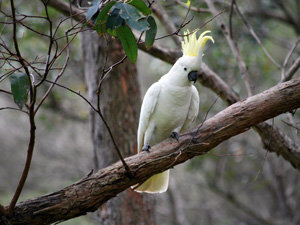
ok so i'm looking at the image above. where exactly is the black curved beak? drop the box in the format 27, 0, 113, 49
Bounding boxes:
188, 71, 198, 83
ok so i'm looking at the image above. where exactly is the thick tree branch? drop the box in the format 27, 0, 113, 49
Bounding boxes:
3, 78, 300, 224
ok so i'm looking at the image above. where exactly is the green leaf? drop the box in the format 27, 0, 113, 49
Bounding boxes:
128, 0, 151, 15
107, 28, 117, 37
127, 17, 149, 32
115, 2, 141, 21
94, 1, 117, 35
106, 8, 125, 31
95, 1, 116, 24
94, 21, 107, 35
114, 2, 149, 31
9, 73, 30, 109
86, 0, 102, 22
145, 16, 157, 50
116, 25, 138, 63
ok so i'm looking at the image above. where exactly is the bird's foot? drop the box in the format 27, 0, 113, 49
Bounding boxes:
142, 143, 151, 153
170, 131, 179, 142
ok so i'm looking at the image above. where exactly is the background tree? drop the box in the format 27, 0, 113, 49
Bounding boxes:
81, 3, 155, 224
1, 0, 300, 225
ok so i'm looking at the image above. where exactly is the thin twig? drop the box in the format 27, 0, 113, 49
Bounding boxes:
282, 119, 300, 132
151, 0, 182, 46
205, 0, 254, 96
234, 3, 281, 71
283, 56, 300, 82
229, 0, 235, 39
96, 37, 133, 176
281, 35, 300, 82
175, 0, 210, 13
45, 79, 98, 113
169, 95, 219, 167
0, 107, 29, 114
254, 118, 274, 181
154, 8, 226, 43
34, 22, 74, 115
190, 95, 220, 145
0, 88, 12, 95
8, 0, 37, 215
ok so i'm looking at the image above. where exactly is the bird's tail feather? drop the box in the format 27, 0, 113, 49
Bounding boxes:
132, 170, 170, 194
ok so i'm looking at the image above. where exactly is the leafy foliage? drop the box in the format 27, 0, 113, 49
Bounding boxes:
86, 0, 157, 63
86, 0, 102, 23
116, 25, 138, 63
9, 73, 30, 109
145, 16, 157, 50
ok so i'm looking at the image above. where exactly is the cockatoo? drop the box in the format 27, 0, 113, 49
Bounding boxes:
133, 30, 214, 193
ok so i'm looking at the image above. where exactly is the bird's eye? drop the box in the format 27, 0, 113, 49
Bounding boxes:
183, 66, 187, 71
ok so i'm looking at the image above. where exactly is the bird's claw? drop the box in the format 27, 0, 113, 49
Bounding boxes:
142, 143, 151, 152
170, 131, 179, 142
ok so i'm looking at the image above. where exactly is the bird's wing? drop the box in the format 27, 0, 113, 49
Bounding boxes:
137, 82, 162, 152
181, 86, 200, 132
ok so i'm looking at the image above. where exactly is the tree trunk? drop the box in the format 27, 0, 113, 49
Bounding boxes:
81, 30, 155, 224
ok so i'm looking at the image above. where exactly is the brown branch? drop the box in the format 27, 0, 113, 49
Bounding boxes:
7, 0, 37, 216
284, 57, 300, 82
3, 78, 300, 224
151, 1, 182, 46
205, 0, 254, 96
234, 2, 281, 70
281, 35, 300, 82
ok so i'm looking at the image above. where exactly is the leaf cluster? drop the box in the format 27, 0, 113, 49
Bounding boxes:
86, 0, 157, 63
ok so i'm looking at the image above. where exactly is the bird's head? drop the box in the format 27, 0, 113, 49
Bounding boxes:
168, 30, 214, 86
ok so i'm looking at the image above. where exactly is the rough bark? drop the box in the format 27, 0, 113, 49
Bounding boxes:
81, 28, 155, 224
3, 78, 300, 225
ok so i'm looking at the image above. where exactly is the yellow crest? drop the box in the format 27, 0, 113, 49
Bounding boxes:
182, 30, 214, 57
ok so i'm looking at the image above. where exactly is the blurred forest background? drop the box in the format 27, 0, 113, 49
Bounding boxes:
1, 0, 300, 224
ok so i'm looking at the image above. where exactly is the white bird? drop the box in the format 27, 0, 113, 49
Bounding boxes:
133, 30, 214, 193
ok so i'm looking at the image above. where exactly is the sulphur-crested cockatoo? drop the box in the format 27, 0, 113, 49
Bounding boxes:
133, 30, 214, 193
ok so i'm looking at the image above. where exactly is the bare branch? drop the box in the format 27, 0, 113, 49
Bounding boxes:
151, 1, 182, 46
205, 0, 254, 96
7, 0, 37, 215
175, 0, 210, 13
283, 57, 300, 82
34, 25, 78, 115
0, 88, 12, 95
281, 35, 300, 82
234, 2, 281, 70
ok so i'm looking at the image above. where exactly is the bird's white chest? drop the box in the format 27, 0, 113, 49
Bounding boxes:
150, 84, 192, 140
